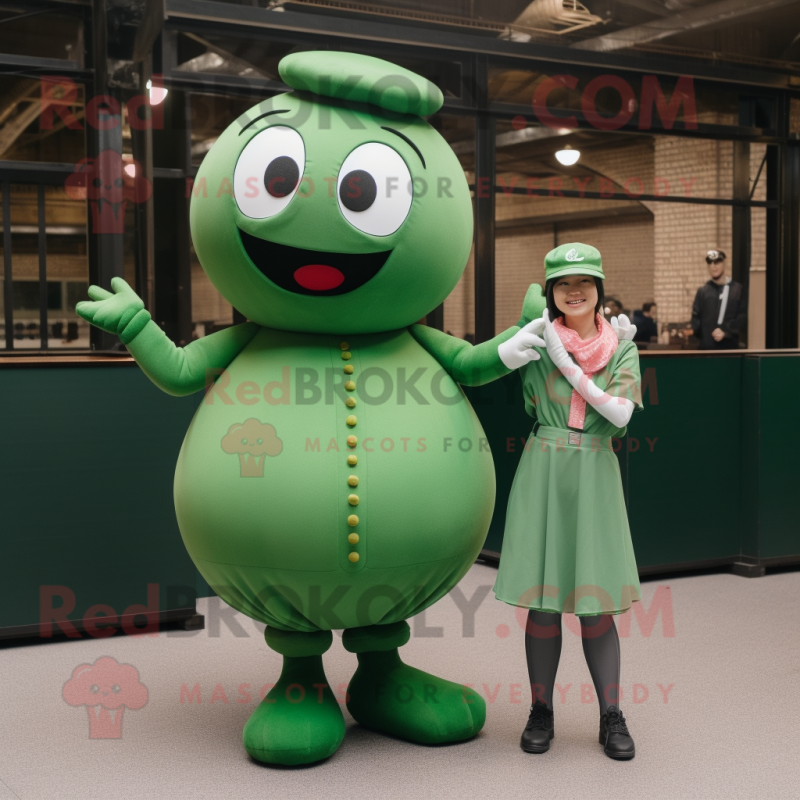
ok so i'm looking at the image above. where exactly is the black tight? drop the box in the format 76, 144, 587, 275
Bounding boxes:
525, 609, 621, 714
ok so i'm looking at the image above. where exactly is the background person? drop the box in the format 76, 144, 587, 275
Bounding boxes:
633, 302, 658, 343
605, 297, 624, 319
691, 250, 747, 349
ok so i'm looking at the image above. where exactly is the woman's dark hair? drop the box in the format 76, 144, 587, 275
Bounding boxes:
545, 276, 605, 322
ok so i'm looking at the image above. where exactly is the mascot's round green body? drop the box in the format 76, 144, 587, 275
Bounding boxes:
77, 51, 541, 766
177, 328, 493, 632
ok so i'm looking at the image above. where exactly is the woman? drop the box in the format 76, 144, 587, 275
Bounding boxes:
494, 242, 643, 761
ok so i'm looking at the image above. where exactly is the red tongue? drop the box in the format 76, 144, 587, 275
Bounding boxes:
294, 264, 344, 291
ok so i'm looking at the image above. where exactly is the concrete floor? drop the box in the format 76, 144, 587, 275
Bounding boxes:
1, 563, 798, 800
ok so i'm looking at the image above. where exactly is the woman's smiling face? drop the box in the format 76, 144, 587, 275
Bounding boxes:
553, 274, 598, 319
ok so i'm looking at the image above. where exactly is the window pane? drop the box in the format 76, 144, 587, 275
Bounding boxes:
0, 11, 83, 65
494, 118, 739, 201
7, 185, 38, 349
653, 202, 732, 347
0, 184, 90, 350
791, 99, 800, 137
0, 76, 86, 163
46, 185, 90, 349
495, 191, 753, 349
492, 119, 764, 350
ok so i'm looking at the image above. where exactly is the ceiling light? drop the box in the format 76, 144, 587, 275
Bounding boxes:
555, 146, 580, 166
146, 79, 168, 106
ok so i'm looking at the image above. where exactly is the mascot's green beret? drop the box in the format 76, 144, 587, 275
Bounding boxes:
279, 51, 443, 116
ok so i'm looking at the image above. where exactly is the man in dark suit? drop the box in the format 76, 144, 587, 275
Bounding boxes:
691, 250, 747, 350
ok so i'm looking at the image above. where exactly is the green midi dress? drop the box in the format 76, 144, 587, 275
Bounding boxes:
493, 339, 643, 617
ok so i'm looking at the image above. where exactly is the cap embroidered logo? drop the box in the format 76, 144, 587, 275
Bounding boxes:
565, 248, 584, 262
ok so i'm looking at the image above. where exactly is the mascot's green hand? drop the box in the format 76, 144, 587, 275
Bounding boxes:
516, 283, 547, 328
75, 277, 152, 344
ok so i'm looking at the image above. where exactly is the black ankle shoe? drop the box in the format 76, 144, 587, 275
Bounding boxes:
520, 701, 554, 753
599, 705, 635, 760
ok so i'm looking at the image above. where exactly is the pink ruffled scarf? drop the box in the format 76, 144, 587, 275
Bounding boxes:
553, 313, 618, 430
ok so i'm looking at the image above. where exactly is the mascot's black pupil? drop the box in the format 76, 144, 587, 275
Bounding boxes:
340, 169, 377, 212
264, 156, 299, 198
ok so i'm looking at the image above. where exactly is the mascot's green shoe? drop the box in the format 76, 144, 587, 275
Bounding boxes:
343, 623, 486, 745
244, 630, 346, 765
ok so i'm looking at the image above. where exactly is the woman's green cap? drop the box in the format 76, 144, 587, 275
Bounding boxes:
279, 51, 443, 117
544, 243, 605, 281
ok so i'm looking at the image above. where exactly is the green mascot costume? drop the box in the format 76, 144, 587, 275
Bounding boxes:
77, 51, 545, 765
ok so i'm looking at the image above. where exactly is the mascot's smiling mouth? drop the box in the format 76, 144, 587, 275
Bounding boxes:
239, 228, 392, 296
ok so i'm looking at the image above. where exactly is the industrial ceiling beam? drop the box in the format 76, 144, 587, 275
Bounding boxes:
572, 0, 800, 52
163, 0, 797, 88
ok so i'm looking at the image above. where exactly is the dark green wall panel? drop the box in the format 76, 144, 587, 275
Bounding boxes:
1, 366, 200, 631
752, 356, 800, 559
627, 357, 743, 567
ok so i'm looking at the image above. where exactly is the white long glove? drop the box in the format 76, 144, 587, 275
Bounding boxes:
541, 309, 635, 429
610, 314, 637, 341
497, 318, 546, 369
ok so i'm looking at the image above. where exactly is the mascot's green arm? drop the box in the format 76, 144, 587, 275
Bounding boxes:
408, 285, 545, 385
408, 324, 520, 386
126, 320, 261, 396
76, 278, 261, 396
515, 283, 548, 328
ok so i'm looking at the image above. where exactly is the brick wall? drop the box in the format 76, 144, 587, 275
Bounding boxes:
650, 136, 726, 325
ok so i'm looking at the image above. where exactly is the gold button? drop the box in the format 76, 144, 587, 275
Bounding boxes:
346, 397, 356, 408
348, 552, 360, 563
346, 415, 357, 427
348, 494, 359, 506
347, 475, 359, 487
348, 514, 359, 526
345, 380, 356, 391
341, 351, 352, 360
347, 435, 357, 448
344, 364, 354, 374
340, 341, 349, 350
348, 533, 359, 544
347, 454, 358, 466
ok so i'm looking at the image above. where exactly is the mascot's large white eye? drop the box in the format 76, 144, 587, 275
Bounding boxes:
337, 143, 412, 236
233, 126, 305, 219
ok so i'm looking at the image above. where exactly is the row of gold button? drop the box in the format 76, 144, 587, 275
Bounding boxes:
342, 341, 360, 563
